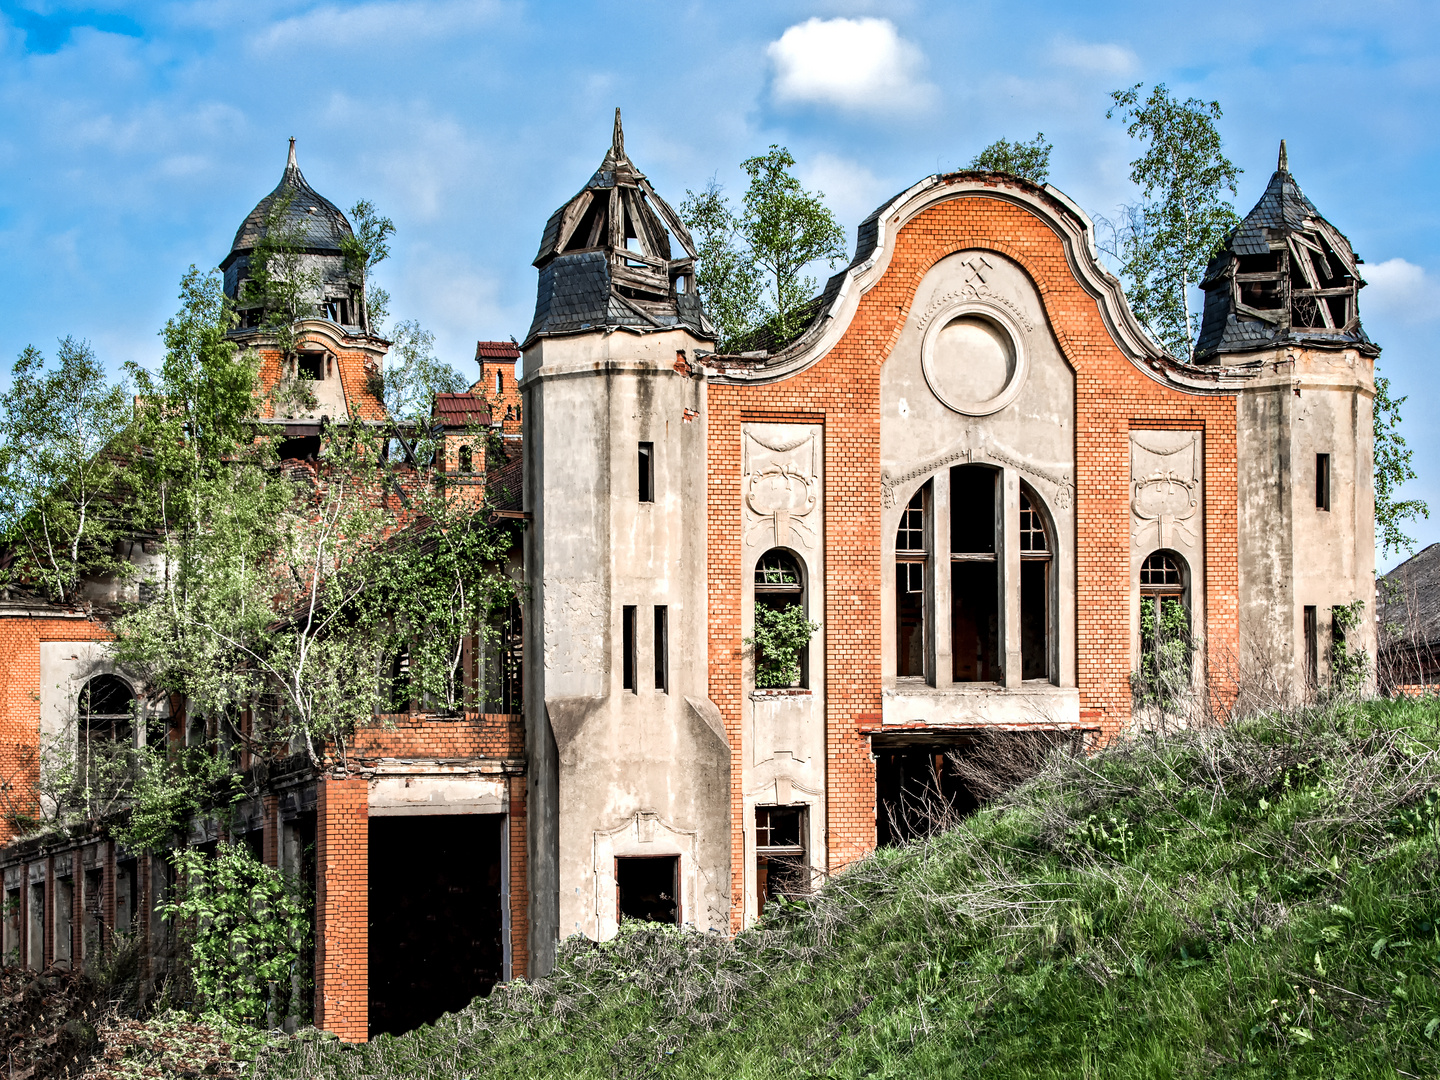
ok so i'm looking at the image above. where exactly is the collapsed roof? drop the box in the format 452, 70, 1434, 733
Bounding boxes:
524, 110, 710, 347
1195, 141, 1376, 362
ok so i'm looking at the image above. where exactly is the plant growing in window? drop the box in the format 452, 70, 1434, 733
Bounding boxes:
1132, 595, 1192, 708
747, 603, 819, 689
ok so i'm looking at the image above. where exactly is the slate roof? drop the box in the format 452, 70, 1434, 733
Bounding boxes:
222, 139, 353, 269
1194, 142, 1376, 362
475, 340, 521, 361
1379, 544, 1440, 646
524, 111, 710, 347
432, 393, 492, 427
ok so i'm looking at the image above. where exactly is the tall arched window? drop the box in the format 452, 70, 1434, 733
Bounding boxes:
458, 444, 473, 473
895, 488, 927, 678
950, 466, 998, 683
754, 549, 811, 688
79, 675, 134, 750
1019, 487, 1052, 680
1137, 551, 1191, 703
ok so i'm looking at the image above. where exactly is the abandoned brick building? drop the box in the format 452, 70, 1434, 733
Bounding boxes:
1, 120, 1377, 1041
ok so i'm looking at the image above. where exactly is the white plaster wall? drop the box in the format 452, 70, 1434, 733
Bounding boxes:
738, 422, 827, 925
878, 249, 1077, 724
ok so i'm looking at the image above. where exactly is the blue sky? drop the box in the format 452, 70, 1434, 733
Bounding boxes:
1, 1, 1437, 566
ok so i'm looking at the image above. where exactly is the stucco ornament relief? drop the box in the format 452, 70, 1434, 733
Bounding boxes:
1131, 432, 1201, 549
743, 428, 818, 549
881, 438, 1073, 510
916, 256, 1035, 419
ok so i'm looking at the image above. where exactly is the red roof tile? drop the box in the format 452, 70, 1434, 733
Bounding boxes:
475, 340, 521, 361
432, 393, 492, 427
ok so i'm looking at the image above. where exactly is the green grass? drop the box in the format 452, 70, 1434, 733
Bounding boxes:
255, 698, 1440, 1079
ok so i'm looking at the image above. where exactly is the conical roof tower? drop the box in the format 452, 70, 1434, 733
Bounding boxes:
524, 110, 710, 346
1194, 140, 1375, 362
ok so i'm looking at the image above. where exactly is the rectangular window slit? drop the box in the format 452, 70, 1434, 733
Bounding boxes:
1315, 453, 1331, 511
653, 605, 668, 693
1304, 605, 1318, 687
622, 605, 637, 692
638, 442, 654, 503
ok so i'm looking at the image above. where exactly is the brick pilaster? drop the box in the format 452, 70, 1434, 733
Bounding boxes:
507, 775, 529, 980
315, 771, 368, 1042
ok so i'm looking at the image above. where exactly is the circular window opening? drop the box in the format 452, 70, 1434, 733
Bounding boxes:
920, 304, 1028, 416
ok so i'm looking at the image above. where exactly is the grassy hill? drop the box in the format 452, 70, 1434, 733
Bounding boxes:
246, 698, 1440, 1078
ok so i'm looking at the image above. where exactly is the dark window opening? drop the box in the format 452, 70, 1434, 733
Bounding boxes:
80, 674, 134, 750
114, 860, 137, 936
896, 488, 927, 679
952, 562, 998, 683
321, 298, 351, 324
756, 805, 809, 907
4, 887, 20, 966
755, 548, 810, 688
1019, 488, 1052, 681
654, 605, 669, 693
1316, 453, 1331, 511
616, 855, 679, 925
950, 466, 997, 554
28, 882, 44, 968
458, 445, 473, 473
278, 435, 320, 462
622, 605, 637, 692
478, 601, 523, 714
1020, 560, 1048, 680
495, 370, 503, 396
1236, 251, 1281, 274
369, 815, 504, 1038
638, 442, 654, 502
297, 352, 324, 380
875, 742, 978, 846
1304, 605, 1319, 687
951, 466, 999, 684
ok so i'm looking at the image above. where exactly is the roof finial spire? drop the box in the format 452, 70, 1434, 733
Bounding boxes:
1278, 138, 1288, 173
612, 108, 624, 161
287, 136, 297, 171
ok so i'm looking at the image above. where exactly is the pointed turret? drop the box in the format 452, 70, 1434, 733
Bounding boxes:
1194, 141, 1375, 362
524, 110, 710, 346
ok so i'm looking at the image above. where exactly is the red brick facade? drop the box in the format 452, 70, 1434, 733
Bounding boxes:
708, 186, 1241, 927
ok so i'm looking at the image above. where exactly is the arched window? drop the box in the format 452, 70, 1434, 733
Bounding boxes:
895, 488, 927, 678
754, 549, 811, 688
1137, 551, 1191, 703
458, 444, 473, 473
1019, 487, 1052, 680
79, 675, 134, 749
950, 466, 998, 683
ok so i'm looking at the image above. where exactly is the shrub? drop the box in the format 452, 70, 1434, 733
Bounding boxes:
746, 603, 819, 688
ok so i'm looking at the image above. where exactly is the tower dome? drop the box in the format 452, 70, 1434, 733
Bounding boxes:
221, 139, 364, 330
524, 110, 710, 346
1194, 141, 1376, 363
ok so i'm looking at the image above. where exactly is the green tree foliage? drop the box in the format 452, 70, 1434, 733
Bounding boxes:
378, 320, 469, 421
341, 199, 395, 332
1132, 595, 1193, 712
1107, 83, 1242, 360
161, 842, 309, 1026
969, 133, 1053, 184
1373, 373, 1428, 558
678, 181, 763, 351
0, 337, 133, 605
681, 147, 847, 351
746, 603, 819, 689
239, 191, 327, 356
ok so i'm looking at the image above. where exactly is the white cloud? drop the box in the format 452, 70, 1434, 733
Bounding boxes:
251, 0, 504, 53
1362, 258, 1440, 326
767, 17, 935, 114
797, 152, 889, 224
1048, 37, 1138, 77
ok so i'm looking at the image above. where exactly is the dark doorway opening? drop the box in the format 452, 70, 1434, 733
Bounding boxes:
368, 814, 504, 1038
756, 805, 809, 908
952, 562, 998, 682
616, 855, 679, 925
875, 740, 979, 846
